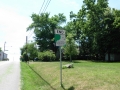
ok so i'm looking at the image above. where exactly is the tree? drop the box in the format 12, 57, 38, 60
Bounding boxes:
27, 13, 66, 53
82, 0, 108, 57
101, 8, 120, 61
74, 0, 120, 61
63, 33, 79, 62
20, 42, 38, 60
68, 0, 109, 60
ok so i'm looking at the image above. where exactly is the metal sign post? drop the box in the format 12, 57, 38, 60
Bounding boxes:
55, 29, 66, 87
59, 46, 62, 86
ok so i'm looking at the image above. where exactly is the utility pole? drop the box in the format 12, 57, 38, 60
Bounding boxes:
26, 36, 27, 50
3, 42, 6, 60
26, 36, 29, 63
26, 36, 27, 55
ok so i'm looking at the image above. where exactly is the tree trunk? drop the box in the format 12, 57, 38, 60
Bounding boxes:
78, 40, 80, 56
108, 51, 110, 62
70, 55, 72, 62
96, 54, 98, 60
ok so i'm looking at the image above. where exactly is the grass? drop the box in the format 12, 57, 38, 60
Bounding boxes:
21, 60, 120, 90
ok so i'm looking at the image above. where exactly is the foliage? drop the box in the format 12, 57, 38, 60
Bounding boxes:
79, 0, 108, 56
20, 42, 38, 60
20, 55, 23, 61
27, 13, 66, 52
66, 0, 120, 61
63, 33, 79, 62
22, 52, 29, 62
38, 50, 56, 61
24, 0, 120, 61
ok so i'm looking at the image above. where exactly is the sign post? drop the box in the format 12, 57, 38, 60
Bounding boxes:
55, 29, 66, 87
59, 46, 62, 86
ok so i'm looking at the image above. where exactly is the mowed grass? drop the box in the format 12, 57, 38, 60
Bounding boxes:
21, 61, 120, 90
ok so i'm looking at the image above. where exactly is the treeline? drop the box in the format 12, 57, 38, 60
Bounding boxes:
20, 0, 120, 62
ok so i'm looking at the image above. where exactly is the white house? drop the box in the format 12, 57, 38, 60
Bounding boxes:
0, 51, 8, 60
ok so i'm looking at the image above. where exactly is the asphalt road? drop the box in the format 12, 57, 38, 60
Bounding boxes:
0, 61, 20, 90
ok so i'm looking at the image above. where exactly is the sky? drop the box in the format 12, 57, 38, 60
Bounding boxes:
0, 0, 120, 61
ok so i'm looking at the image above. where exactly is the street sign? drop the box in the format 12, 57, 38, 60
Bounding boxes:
55, 29, 66, 46
54, 29, 66, 86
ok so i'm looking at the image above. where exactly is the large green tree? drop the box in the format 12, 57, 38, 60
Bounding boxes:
101, 8, 120, 61
68, 0, 109, 60
27, 13, 66, 52
82, 0, 108, 56
69, 0, 120, 61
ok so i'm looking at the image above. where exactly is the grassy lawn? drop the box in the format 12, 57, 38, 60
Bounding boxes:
21, 60, 120, 90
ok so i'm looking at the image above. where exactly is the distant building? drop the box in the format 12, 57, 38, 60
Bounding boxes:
105, 53, 120, 61
0, 51, 8, 60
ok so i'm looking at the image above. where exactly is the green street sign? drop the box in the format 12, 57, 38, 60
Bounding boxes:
55, 34, 61, 42
55, 29, 66, 46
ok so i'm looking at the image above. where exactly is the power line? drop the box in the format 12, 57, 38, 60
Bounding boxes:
39, 0, 46, 15
27, 0, 47, 40
27, 30, 33, 37
28, 31, 34, 40
27, 0, 52, 41
27, 30, 33, 40
42, 0, 51, 13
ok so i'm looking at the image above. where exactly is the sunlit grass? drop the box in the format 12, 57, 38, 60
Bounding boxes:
21, 61, 120, 90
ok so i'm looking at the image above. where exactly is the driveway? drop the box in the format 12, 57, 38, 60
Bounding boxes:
0, 61, 20, 90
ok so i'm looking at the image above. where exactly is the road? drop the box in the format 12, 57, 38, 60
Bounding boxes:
0, 61, 20, 90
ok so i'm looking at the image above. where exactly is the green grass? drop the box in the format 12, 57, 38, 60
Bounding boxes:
21, 61, 120, 90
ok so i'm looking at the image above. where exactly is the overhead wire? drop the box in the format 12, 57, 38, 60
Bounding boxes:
27, 0, 52, 41
39, 0, 46, 15
28, 31, 34, 41
27, 30, 33, 37
42, 0, 51, 13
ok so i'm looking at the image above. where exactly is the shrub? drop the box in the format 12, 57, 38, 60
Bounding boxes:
38, 50, 56, 61
22, 52, 29, 62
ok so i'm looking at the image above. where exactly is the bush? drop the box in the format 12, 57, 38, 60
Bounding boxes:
21, 52, 29, 62
38, 50, 56, 61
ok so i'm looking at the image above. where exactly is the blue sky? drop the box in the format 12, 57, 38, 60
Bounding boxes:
0, 0, 120, 61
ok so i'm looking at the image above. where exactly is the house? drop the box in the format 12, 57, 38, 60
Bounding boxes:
105, 53, 120, 61
0, 51, 8, 60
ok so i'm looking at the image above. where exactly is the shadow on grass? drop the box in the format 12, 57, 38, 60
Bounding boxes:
92, 60, 120, 63
28, 65, 56, 90
73, 61, 81, 63
61, 84, 75, 90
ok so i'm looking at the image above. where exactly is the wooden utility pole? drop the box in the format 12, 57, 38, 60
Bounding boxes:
3, 42, 6, 60
26, 36, 29, 63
